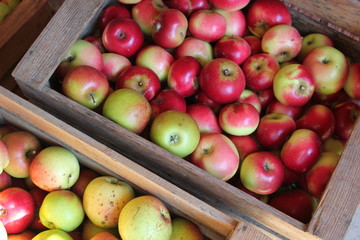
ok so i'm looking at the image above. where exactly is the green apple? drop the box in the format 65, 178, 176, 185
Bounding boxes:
0, 140, 9, 173
150, 110, 200, 158
81, 218, 119, 240
39, 190, 84, 232
29, 146, 80, 192
118, 195, 172, 240
32, 229, 73, 240
169, 217, 204, 240
83, 176, 135, 228
0, 2, 10, 22
102, 88, 152, 134
2, 0, 21, 10
296, 33, 334, 63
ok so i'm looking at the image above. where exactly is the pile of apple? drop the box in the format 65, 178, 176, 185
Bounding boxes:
0, 124, 205, 240
54, 0, 360, 224
0, 0, 21, 23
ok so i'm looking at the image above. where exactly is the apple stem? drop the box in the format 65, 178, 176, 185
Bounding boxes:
223, 68, 231, 76
90, 92, 96, 105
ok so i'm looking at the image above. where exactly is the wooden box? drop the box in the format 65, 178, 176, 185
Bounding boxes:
12, 0, 360, 239
0, 85, 278, 240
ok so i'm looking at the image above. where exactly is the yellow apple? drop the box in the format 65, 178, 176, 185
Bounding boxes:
81, 218, 119, 240
32, 229, 73, 240
169, 217, 204, 240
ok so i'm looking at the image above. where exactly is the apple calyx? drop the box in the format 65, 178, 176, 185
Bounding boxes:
296, 80, 309, 95
26, 149, 39, 159
170, 134, 180, 144
0, 208, 6, 216
263, 160, 272, 172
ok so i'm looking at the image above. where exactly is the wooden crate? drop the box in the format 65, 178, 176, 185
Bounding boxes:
0, 85, 280, 240
11, 0, 360, 239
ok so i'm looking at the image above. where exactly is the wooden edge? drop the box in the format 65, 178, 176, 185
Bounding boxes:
0, 86, 237, 239
225, 221, 281, 240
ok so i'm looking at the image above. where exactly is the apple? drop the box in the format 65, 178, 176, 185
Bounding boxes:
333, 100, 360, 140
135, 44, 175, 82
82, 35, 106, 53
152, 8, 188, 49
174, 37, 213, 67
102, 88, 152, 134
62, 65, 110, 109
118, 0, 141, 4
214, 35, 251, 65
236, 89, 262, 113
132, 0, 168, 36
258, 88, 275, 111
242, 53, 280, 92
0, 3, 10, 23
214, 8, 247, 37
272, 64, 315, 107
269, 189, 316, 224
56, 39, 103, 79
82, 218, 119, 240
218, 102, 260, 136
303, 46, 349, 95
0, 171, 11, 190
323, 137, 345, 155
296, 104, 336, 140
227, 135, 259, 161
281, 129, 322, 173
169, 217, 204, 240
98, 4, 131, 32
167, 0, 210, 16
261, 24, 302, 63
101, 52, 131, 83
167, 56, 201, 97
186, 103, 222, 134
150, 89, 187, 120
240, 151, 284, 195
102, 18, 144, 57
32, 229, 73, 240
0, 140, 9, 173
266, 99, 303, 119
199, 58, 245, 104
1, 0, 20, 11
0, 125, 18, 139
118, 195, 172, 240
90, 231, 119, 240
8, 230, 36, 240
255, 112, 296, 149
150, 110, 200, 158
193, 89, 223, 114
3, 131, 42, 178
83, 176, 135, 228
343, 62, 360, 100
116, 65, 161, 101
188, 9, 226, 42
70, 167, 100, 199
0, 187, 35, 234
246, 0, 292, 38
28, 187, 47, 231
209, 0, 249, 11
243, 35, 262, 56
189, 132, 239, 181
281, 166, 301, 186
296, 33, 334, 63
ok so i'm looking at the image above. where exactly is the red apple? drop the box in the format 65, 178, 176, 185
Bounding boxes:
82, 35, 106, 53
193, 89, 223, 114
343, 62, 360, 100
0, 171, 11, 190
209, 0, 250, 11
243, 35, 262, 56
8, 230, 36, 240
0, 125, 18, 139
282, 166, 301, 186
214, 35, 251, 65
70, 167, 100, 199
186, 103, 222, 134
0, 187, 35, 234
189, 133, 240, 181
102, 18, 144, 57
174, 37, 214, 66
296, 33, 334, 63
28, 188, 48, 231
214, 8, 247, 37
116, 65, 161, 101
167, 0, 210, 16
228, 135, 259, 161
101, 52, 131, 83
258, 88, 275, 111
333, 100, 360, 140
200, 58, 245, 104
0, 139, 9, 173
240, 151, 285, 195
236, 89, 261, 113
266, 99, 303, 119
98, 4, 131, 32
281, 129, 322, 173
150, 89, 187, 120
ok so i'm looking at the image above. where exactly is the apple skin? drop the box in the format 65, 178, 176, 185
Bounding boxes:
214, 8, 247, 37
0, 187, 35, 234
200, 58, 246, 104
82, 218, 119, 240
136, 44, 175, 82
214, 35, 251, 65
56, 39, 103, 79
62, 65, 110, 109
32, 229, 73, 240
101, 52, 131, 83
227, 135, 259, 161
28, 187, 47, 231
167, 0, 211, 16
186, 103, 222, 134
7, 230, 36, 240
344, 62, 360, 100
193, 89, 223, 114
90, 231, 119, 240
167, 56, 201, 97
188, 9, 226, 42
70, 167, 100, 199
174, 37, 213, 66
302, 46, 349, 95
150, 110, 200, 158
98, 4, 131, 32
3, 131, 42, 178
189, 133, 240, 181
152, 8, 188, 49
296, 33, 334, 63
242, 53, 280, 92
255, 112, 296, 149
281, 129, 322, 173
0, 140, 10, 173
266, 99, 303, 119
296, 104, 336, 140
240, 151, 285, 195
243, 35, 262, 56
306, 152, 340, 199
29, 146, 80, 192
209, 0, 250, 11
261, 24, 302, 63
0, 3, 10, 23
323, 137, 345, 155
332, 100, 360, 140
219, 102, 260, 136
246, 0, 292, 38
258, 88, 275, 111
236, 89, 262, 113
273, 64, 315, 107
118, 195, 172, 240
0, 125, 18, 139
102, 88, 152, 134
115, 65, 161, 101
150, 89, 187, 120
268, 189, 316, 224
169, 217, 204, 240
102, 18, 144, 58
0, 171, 11, 190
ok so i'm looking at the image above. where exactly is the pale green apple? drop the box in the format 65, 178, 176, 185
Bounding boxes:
170, 217, 204, 240
2, 0, 21, 10
297, 33, 334, 62
118, 195, 172, 240
29, 146, 80, 191
82, 176, 135, 228
32, 229, 73, 240
0, 3, 10, 23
